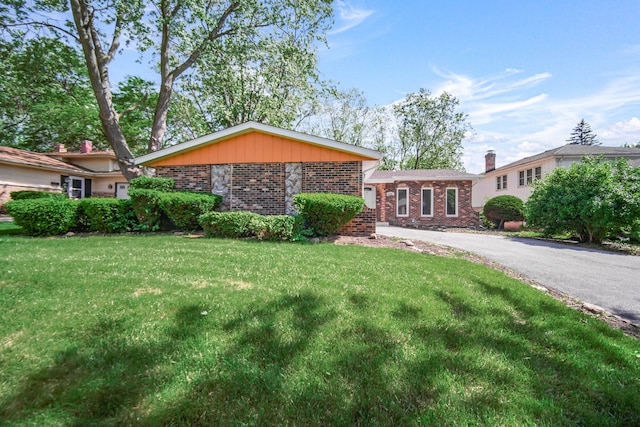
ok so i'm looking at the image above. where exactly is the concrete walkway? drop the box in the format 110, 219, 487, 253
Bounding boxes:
377, 226, 640, 325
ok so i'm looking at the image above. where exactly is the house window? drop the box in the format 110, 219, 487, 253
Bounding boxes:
496, 175, 507, 190
421, 187, 433, 216
397, 188, 408, 217
519, 167, 542, 186
446, 187, 458, 217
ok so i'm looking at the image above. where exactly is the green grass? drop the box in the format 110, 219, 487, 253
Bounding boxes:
1, 235, 639, 426
0, 222, 22, 236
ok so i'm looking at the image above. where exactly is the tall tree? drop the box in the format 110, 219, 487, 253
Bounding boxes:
1, 0, 333, 180
567, 119, 600, 145
392, 89, 470, 171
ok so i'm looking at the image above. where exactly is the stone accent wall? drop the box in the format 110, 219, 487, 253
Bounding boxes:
285, 162, 302, 215
372, 180, 478, 229
211, 164, 232, 211
156, 165, 211, 193
302, 161, 361, 196
231, 163, 285, 215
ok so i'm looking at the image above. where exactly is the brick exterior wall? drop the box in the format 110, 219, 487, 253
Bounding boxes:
230, 163, 285, 215
156, 165, 211, 192
302, 162, 361, 196
154, 161, 372, 236
338, 207, 376, 236
373, 180, 478, 229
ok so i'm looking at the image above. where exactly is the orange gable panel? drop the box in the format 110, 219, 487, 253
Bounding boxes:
148, 131, 372, 167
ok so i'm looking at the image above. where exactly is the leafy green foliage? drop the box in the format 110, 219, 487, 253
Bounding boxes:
78, 198, 138, 233
249, 214, 300, 241
9, 190, 65, 200
128, 189, 173, 231
129, 176, 175, 192
5, 198, 78, 236
293, 193, 364, 236
392, 89, 469, 171
525, 157, 640, 243
482, 195, 525, 229
199, 211, 261, 238
159, 192, 222, 231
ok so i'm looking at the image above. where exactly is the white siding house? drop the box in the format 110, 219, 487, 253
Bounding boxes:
472, 145, 640, 209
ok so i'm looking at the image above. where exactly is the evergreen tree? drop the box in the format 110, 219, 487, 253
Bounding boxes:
567, 119, 600, 145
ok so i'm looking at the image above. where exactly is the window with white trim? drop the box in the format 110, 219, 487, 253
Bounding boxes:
518, 167, 542, 186
496, 175, 507, 190
421, 187, 433, 216
446, 187, 458, 217
397, 188, 408, 217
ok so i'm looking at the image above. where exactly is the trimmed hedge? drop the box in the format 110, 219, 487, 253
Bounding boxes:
78, 198, 138, 233
159, 192, 222, 231
293, 193, 364, 236
199, 211, 260, 238
6, 198, 78, 236
10, 190, 64, 200
249, 215, 299, 241
199, 211, 300, 241
482, 195, 525, 229
129, 176, 175, 192
128, 189, 171, 231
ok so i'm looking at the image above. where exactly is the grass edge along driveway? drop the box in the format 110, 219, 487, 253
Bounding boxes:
1, 234, 639, 426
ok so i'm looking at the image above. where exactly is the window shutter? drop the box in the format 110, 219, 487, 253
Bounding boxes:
84, 179, 92, 198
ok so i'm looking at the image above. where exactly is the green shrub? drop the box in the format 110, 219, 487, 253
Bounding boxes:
199, 211, 261, 238
10, 190, 64, 200
159, 192, 222, 231
249, 215, 299, 241
482, 195, 525, 229
525, 157, 640, 243
293, 193, 364, 236
129, 176, 175, 192
78, 198, 138, 233
6, 198, 78, 236
129, 189, 174, 231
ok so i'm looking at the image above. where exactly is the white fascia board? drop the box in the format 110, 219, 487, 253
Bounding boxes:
134, 121, 382, 165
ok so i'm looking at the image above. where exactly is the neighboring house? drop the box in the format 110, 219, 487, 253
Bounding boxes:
0, 141, 128, 206
472, 144, 640, 209
134, 121, 382, 236
365, 169, 480, 229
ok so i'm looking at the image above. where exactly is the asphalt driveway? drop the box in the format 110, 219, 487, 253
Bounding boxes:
377, 226, 640, 325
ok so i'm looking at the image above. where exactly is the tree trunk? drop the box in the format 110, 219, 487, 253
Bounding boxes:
69, 0, 142, 181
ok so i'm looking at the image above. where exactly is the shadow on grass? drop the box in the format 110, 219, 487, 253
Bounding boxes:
2, 285, 639, 425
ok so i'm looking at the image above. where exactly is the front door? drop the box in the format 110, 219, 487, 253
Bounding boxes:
116, 182, 130, 200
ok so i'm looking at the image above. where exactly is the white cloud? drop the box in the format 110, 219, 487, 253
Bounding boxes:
329, 1, 375, 35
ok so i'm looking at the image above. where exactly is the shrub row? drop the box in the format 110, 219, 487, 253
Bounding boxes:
6, 198, 79, 236
9, 190, 65, 200
199, 211, 299, 241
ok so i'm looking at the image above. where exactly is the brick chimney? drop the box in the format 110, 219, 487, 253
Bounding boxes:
80, 140, 93, 154
485, 150, 496, 173
54, 143, 67, 153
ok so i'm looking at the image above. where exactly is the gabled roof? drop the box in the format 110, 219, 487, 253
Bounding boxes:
367, 169, 479, 183
134, 121, 382, 166
490, 144, 640, 174
0, 146, 86, 174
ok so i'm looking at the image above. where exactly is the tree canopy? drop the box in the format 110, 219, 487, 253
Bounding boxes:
1, 0, 333, 179
567, 119, 600, 146
391, 89, 469, 171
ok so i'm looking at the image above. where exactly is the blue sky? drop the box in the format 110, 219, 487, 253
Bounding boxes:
318, 0, 640, 173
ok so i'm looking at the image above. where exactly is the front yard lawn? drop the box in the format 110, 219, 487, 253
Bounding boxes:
1, 234, 638, 426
